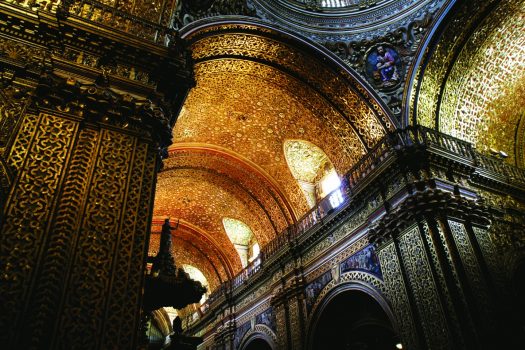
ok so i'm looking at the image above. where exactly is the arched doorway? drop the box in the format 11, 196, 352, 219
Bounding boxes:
310, 289, 401, 350
243, 337, 272, 350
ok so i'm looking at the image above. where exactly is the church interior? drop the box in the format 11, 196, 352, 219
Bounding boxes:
0, 0, 524, 349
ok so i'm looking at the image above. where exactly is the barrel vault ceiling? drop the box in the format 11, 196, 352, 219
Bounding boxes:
415, 0, 525, 167
149, 24, 395, 290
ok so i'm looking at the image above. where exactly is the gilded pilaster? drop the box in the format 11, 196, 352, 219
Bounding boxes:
271, 290, 289, 350
446, 220, 495, 332
273, 273, 306, 349
377, 240, 419, 349
372, 183, 523, 349
0, 112, 78, 347
398, 225, 451, 349
223, 321, 236, 350
0, 67, 187, 348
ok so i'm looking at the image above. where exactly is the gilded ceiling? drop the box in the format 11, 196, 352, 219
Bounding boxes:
415, 0, 525, 166
284, 140, 330, 184
223, 218, 255, 247
152, 24, 394, 277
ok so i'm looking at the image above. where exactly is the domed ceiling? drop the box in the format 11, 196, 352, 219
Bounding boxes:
251, 0, 435, 39
150, 23, 395, 286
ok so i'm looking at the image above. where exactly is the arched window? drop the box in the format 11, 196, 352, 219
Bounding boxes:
222, 218, 259, 268
284, 140, 341, 208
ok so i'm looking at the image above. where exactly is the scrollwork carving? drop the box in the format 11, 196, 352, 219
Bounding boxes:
398, 226, 450, 348
377, 242, 418, 349
22, 127, 99, 348
0, 113, 77, 346
56, 129, 135, 348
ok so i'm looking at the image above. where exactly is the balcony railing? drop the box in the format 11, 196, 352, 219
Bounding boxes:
183, 125, 525, 327
2, 0, 170, 44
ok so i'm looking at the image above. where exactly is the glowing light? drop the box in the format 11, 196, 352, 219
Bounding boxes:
396, 343, 403, 349
222, 218, 254, 246
328, 189, 344, 209
249, 242, 260, 262
321, 169, 341, 196
284, 140, 329, 183
223, 218, 259, 267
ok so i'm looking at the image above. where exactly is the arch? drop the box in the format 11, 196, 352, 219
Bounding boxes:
283, 139, 340, 208
175, 18, 396, 221
239, 325, 277, 350
306, 281, 398, 350
407, 0, 525, 167
168, 144, 296, 226
242, 338, 272, 350
180, 17, 397, 133
222, 218, 258, 267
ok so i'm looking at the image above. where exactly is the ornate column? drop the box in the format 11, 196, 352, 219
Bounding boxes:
286, 275, 307, 350
373, 189, 515, 349
269, 271, 306, 350
271, 289, 290, 350
0, 1, 195, 346
223, 319, 236, 350
0, 67, 190, 349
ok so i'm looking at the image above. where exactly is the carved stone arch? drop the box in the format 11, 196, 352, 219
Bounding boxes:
175, 16, 398, 226
308, 270, 387, 324
238, 324, 277, 350
306, 272, 396, 350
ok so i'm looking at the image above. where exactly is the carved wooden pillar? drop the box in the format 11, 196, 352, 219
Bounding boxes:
223, 320, 236, 350
271, 288, 289, 350
374, 189, 515, 349
286, 280, 307, 350
270, 273, 306, 350
0, 72, 186, 349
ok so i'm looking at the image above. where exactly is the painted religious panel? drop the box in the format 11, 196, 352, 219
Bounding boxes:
255, 307, 276, 331
305, 270, 333, 311
365, 44, 402, 89
340, 244, 382, 278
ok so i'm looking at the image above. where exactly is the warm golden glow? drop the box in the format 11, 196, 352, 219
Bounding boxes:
440, 0, 525, 163
222, 218, 255, 246
171, 61, 360, 216
153, 26, 393, 279
284, 140, 330, 184
416, 0, 525, 166
222, 218, 257, 267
